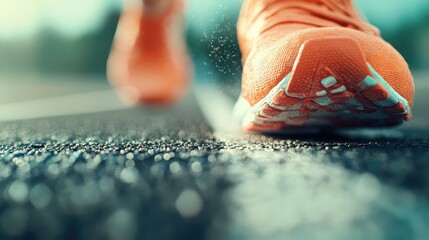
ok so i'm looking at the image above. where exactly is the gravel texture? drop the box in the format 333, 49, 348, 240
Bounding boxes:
0, 98, 429, 240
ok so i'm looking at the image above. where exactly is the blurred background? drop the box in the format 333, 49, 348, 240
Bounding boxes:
0, 0, 429, 103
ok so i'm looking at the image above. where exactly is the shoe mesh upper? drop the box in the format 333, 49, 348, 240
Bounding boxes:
237, 1, 414, 107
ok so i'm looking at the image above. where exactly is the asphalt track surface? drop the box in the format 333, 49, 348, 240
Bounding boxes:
0, 76, 429, 240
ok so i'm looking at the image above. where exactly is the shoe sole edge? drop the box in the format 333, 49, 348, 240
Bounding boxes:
235, 37, 411, 133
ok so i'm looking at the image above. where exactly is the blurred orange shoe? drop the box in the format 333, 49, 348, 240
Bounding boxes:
234, 0, 414, 132
107, 0, 192, 105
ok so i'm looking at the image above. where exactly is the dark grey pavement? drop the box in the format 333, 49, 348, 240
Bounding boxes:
0, 75, 429, 240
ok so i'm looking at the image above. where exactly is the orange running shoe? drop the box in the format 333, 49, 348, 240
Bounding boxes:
107, 0, 192, 105
234, 0, 414, 132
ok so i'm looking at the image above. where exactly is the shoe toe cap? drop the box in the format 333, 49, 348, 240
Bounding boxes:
242, 27, 414, 107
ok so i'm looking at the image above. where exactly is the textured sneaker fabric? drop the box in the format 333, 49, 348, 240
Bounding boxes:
237, 0, 414, 108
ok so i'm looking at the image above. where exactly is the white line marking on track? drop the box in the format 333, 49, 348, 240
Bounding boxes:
0, 90, 130, 122
193, 84, 241, 133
